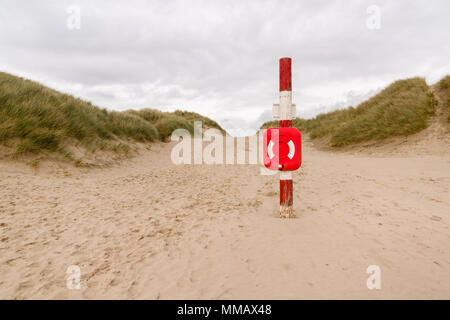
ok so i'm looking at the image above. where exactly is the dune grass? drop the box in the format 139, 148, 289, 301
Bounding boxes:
172, 110, 225, 131
262, 77, 437, 147
127, 109, 224, 141
0, 72, 223, 157
436, 75, 450, 121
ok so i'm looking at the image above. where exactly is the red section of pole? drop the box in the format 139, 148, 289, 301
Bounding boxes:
279, 57, 292, 92
279, 57, 293, 218
279, 120, 292, 127
280, 180, 293, 206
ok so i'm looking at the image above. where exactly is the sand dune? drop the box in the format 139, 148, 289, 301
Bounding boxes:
0, 129, 449, 299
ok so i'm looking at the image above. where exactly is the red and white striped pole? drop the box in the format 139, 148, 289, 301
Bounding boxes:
279, 57, 294, 218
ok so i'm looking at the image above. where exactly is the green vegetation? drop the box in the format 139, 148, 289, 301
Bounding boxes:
127, 109, 224, 141
262, 77, 437, 147
436, 75, 450, 121
0, 72, 223, 157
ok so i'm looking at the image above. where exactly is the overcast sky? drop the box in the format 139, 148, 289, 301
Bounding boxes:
1, 0, 449, 136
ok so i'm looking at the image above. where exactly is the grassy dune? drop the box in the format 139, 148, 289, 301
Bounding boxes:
436, 75, 450, 121
0, 72, 223, 158
127, 109, 224, 141
262, 77, 438, 146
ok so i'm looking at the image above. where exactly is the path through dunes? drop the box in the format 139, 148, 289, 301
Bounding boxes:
0, 139, 449, 299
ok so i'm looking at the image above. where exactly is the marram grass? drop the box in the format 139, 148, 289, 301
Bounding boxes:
0, 72, 223, 157
262, 77, 438, 147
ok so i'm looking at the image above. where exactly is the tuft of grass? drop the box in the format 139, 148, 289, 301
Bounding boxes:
126, 109, 193, 141
111, 142, 131, 155
154, 116, 193, 141
127, 108, 224, 141
436, 75, 450, 121
0, 72, 223, 157
172, 110, 225, 132
262, 77, 438, 147
106, 111, 159, 142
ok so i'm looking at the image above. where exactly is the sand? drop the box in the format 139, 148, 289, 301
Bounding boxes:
0, 126, 449, 300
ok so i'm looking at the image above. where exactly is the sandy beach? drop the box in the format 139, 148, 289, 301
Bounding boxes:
2, 0, 450, 302
0, 127, 449, 299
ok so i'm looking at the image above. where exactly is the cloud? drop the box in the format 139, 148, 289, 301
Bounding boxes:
1, 0, 449, 136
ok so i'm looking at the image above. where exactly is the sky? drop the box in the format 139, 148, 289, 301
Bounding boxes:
1, 0, 449, 136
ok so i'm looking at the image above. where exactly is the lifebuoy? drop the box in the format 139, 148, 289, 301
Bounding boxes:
267, 139, 295, 160
263, 127, 302, 171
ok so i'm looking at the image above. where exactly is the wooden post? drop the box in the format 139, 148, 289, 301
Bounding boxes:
279, 57, 294, 218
